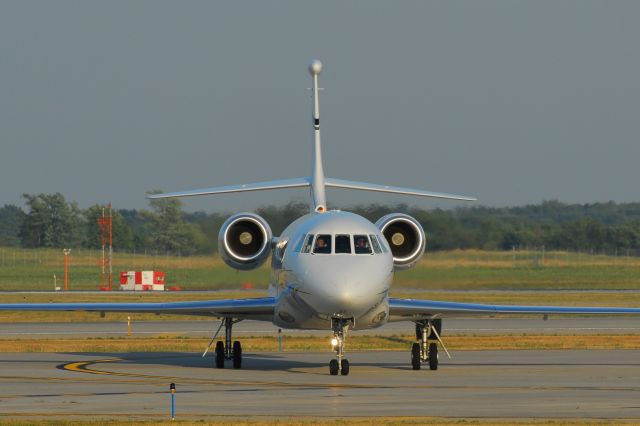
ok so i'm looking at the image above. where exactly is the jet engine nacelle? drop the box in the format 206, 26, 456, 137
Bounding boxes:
218, 213, 273, 271
375, 213, 426, 271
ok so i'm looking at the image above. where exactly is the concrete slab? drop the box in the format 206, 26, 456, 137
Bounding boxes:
1, 350, 639, 419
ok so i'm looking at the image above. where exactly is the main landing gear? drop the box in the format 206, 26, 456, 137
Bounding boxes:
329, 318, 351, 376
203, 317, 243, 369
411, 319, 450, 371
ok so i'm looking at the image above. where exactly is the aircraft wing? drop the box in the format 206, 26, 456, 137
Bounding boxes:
0, 297, 276, 320
388, 298, 640, 321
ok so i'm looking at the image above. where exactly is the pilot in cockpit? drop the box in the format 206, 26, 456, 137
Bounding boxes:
314, 236, 331, 254
354, 236, 371, 254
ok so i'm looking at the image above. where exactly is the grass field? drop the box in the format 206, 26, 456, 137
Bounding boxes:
1, 419, 635, 425
1, 248, 639, 291
1, 334, 639, 353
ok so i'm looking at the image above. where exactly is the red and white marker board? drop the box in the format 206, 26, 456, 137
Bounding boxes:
120, 271, 165, 291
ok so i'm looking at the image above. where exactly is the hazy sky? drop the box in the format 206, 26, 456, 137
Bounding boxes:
1, 1, 638, 212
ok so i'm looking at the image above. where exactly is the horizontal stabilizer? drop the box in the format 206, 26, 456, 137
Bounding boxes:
325, 178, 476, 201
148, 178, 310, 199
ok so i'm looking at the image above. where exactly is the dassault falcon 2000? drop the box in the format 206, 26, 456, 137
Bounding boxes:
3, 60, 640, 376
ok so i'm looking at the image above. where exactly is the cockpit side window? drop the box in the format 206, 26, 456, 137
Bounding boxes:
313, 234, 332, 254
301, 234, 315, 253
369, 234, 382, 254
294, 234, 307, 253
335, 234, 351, 254
376, 234, 390, 253
354, 235, 372, 254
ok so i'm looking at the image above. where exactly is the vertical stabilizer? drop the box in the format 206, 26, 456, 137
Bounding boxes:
309, 59, 327, 213
147, 59, 476, 206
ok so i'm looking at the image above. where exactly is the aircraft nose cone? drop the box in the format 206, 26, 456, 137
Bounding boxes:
301, 260, 389, 317
327, 289, 362, 312
308, 282, 373, 317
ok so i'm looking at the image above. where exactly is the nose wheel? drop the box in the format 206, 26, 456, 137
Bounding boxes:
329, 318, 351, 376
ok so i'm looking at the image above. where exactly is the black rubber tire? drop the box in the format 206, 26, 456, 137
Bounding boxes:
329, 359, 339, 376
232, 340, 242, 369
340, 359, 350, 376
215, 341, 225, 369
428, 343, 438, 371
411, 342, 421, 370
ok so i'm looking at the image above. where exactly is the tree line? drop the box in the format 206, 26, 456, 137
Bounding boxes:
1, 194, 640, 255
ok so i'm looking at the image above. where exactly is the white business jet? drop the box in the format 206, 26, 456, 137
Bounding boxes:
3, 60, 640, 376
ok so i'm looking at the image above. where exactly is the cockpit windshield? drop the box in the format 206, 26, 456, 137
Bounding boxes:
298, 233, 383, 255
354, 235, 372, 254
313, 234, 332, 254
335, 235, 351, 254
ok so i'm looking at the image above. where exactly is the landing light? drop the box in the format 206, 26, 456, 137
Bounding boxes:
331, 338, 338, 347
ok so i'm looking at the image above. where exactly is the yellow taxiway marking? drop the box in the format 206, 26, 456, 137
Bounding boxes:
55, 357, 640, 394
64, 358, 121, 375
59, 357, 405, 388
61, 357, 188, 382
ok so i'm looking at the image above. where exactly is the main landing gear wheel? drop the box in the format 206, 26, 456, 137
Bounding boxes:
209, 318, 243, 369
428, 343, 438, 370
411, 343, 421, 370
232, 341, 242, 369
340, 359, 350, 376
412, 319, 446, 371
215, 341, 225, 369
329, 359, 339, 376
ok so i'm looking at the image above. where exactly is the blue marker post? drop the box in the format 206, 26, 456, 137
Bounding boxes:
170, 382, 176, 420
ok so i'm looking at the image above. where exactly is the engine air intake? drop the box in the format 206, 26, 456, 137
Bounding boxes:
375, 213, 426, 271
219, 213, 272, 270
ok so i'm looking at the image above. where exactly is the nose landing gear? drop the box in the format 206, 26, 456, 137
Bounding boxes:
411, 319, 449, 370
329, 318, 352, 376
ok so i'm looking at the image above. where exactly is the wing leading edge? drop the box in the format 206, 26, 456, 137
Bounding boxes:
389, 298, 640, 321
0, 297, 276, 320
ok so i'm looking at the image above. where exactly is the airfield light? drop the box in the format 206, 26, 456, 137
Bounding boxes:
169, 382, 176, 420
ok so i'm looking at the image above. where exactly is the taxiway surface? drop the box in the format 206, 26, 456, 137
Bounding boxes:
1, 350, 639, 419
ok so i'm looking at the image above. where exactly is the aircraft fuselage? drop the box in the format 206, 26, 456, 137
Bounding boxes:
270, 210, 394, 330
